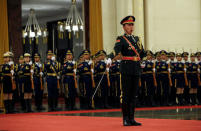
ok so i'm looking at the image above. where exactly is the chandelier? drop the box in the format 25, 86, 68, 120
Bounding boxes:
57, 0, 84, 39
22, 9, 48, 44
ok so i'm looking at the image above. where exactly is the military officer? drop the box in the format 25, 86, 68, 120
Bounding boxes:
62, 50, 77, 110
187, 53, 199, 105
77, 50, 94, 109
33, 53, 45, 111
94, 50, 111, 109
196, 52, 201, 104
182, 52, 190, 104
155, 50, 171, 106
174, 53, 187, 105
113, 16, 145, 126
44, 51, 61, 111
21, 53, 34, 112
1, 52, 16, 113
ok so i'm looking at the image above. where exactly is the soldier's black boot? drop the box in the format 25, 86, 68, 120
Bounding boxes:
129, 104, 141, 126
4, 100, 9, 114
48, 98, 54, 111
121, 103, 131, 126
26, 99, 33, 112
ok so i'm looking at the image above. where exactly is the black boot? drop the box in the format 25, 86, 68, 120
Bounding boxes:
4, 100, 9, 114
26, 99, 33, 112
122, 103, 131, 126
129, 104, 141, 126
48, 98, 54, 111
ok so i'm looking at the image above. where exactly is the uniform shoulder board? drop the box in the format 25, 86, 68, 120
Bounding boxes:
116, 36, 122, 43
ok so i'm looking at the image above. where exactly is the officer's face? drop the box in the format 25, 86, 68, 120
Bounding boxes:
197, 56, 201, 61
184, 56, 188, 61
24, 57, 30, 63
147, 55, 152, 60
123, 23, 134, 35
170, 56, 175, 60
66, 54, 73, 60
176, 57, 182, 61
19, 59, 24, 64
34, 57, 40, 62
4, 57, 9, 63
83, 54, 90, 60
161, 55, 166, 60
191, 57, 195, 62
47, 54, 52, 60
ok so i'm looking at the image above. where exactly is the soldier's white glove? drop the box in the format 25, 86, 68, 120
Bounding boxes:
106, 58, 112, 65
88, 60, 93, 65
141, 63, 145, 68
29, 61, 32, 65
9, 61, 14, 66
72, 61, 75, 64
168, 68, 171, 73
51, 56, 56, 61
57, 76, 60, 79
30, 69, 34, 73
198, 68, 200, 73
106, 67, 109, 72
39, 63, 42, 68
40, 72, 43, 76
10, 70, 14, 75
73, 69, 76, 74
117, 60, 121, 62
91, 69, 94, 73
152, 68, 156, 72
184, 68, 187, 72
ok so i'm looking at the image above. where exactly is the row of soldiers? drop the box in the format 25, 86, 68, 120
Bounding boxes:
139, 50, 201, 107
0, 50, 120, 113
0, 49, 200, 113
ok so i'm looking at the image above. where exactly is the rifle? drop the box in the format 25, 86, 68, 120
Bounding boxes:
153, 63, 157, 87
198, 65, 201, 86
168, 63, 173, 87
73, 63, 78, 89
40, 66, 43, 90
90, 62, 95, 88
10, 64, 16, 90
30, 64, 34, 89
184, 64, 188, 86
106, 65, 111, 87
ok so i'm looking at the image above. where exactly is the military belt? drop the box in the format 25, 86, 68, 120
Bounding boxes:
143, 71, 153, 74
187, 71, 197, 74
47, 73, 57, 76
160, 71, 168, 74
3, 73, 12, 76
110, 72, 120, 75
97, 72, 105, 75
122, 56, 140, 61
64, 73, 74, 76
24, 73, 31, 76
176, 71, 184, 73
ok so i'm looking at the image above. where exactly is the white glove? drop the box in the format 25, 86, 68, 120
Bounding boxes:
198, 68, 200, 73
91, 69, 94, 73
117, 60, 121, 62
39, 63, 42, 68
51, 56, 56, 61
106, 67, 109, 72
10, 70, 14, 75
72, 61, 75, 64
57, 76, 60, 79
40, 72, 43, 76
152, 68, 156, 72
73, 69, 76, 73
29, 61, 32, 65
88, 60, 93, 65
106, 58, 112, 65
168, 68, 171, 73
9, 61, 14, 66
141, 63, 145, 68
184, 68, 187, 72
30, 69, 34, 73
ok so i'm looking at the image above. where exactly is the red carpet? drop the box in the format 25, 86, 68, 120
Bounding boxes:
0, 115, 201, 131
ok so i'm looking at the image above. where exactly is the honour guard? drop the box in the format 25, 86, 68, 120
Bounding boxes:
109, 56, 121, 108
33, 53, 45, 111
174, 53, 188, 105
169, 52, 176, 105
155, 50, 171, 106
1, 52, 16, 113
182, 52, 190, 104
21, 53, 34, 112
77, 50, 94, 109
16, 55, 26, 111
141, 50, 156, 106
94, 50, 111, 109
62, 50, 77, 110
114, 16, 145, 126
196, 52, 201, 104
44, 50, 61, 111
187, 53, 200, 105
